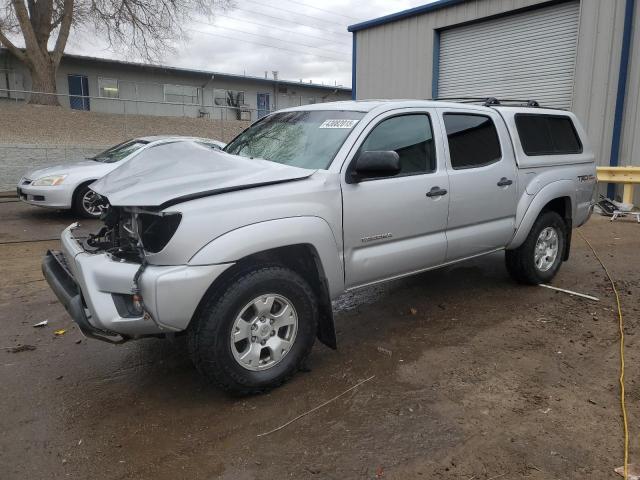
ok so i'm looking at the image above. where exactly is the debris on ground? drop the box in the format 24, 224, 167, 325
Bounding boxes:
377, 346, 393, 357
595, 195, 619, 216
32, 320, 48, 327
615, 464, 640, 479
256, 375, 375, 437
539, 284, 599, 301
53, 329, 66, 336
5, 344, 36, 353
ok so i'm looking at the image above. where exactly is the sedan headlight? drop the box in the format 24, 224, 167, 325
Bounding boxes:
32, 174, 67, 186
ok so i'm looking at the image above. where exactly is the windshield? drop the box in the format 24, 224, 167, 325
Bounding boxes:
92, 139, 149, 163
224, 110, 366, 169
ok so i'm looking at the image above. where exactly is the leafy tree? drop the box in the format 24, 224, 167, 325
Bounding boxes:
0, 0, 231, 105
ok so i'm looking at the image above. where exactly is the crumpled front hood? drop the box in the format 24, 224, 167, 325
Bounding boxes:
90, 141, 316, 208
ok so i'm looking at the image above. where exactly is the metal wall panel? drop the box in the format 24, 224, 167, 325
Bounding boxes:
354, 0, 548, 100
572, 0, 626, 169
620, 1, 640, 171
438, 2, 579, 109
354, 0, 638, 170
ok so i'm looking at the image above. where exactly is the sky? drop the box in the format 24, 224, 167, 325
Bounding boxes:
59, 0, 435, 88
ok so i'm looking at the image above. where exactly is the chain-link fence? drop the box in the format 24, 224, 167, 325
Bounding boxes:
0, 87, 276, 123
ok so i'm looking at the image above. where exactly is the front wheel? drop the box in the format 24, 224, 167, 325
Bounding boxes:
188, 266, 318, 394
506, 211, 566, 285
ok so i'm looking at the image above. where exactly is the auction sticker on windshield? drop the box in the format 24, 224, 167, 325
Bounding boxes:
319, 119, 359, 129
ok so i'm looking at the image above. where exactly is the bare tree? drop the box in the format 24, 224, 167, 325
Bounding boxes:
0, 0, 231, 105
226, 90, 243, 120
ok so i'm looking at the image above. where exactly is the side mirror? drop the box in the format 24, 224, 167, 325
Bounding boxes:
351, 150, 400, 182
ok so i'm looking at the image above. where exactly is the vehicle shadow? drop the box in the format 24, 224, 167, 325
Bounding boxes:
111, 250, 515, 396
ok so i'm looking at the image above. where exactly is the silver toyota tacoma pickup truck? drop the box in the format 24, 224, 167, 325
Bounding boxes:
42, 99, 596, 393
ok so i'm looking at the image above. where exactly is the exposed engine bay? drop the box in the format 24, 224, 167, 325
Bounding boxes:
84, 203, 182, 263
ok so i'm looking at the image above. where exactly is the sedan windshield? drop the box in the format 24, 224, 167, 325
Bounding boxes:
224, 110, 366, 169
92, 139, 149, 163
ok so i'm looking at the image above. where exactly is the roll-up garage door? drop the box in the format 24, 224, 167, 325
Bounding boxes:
438, 1, 580, 109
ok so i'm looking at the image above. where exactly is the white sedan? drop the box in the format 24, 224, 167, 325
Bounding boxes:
17, 136, 226, 218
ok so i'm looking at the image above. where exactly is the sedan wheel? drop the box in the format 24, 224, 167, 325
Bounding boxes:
73, 184, 104, 218
81, 189, 104, 217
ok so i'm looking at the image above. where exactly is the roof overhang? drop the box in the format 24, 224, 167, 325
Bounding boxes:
347, 0, 466, 32
0, 47, 351, 93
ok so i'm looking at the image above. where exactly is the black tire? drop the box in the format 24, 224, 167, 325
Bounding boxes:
188, 266, 318, 395
72, 183, 102, 218
505, 211, 567, 285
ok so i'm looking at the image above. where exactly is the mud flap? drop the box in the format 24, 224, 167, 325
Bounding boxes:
317, 303, 337, 349
563, 227, 572, 261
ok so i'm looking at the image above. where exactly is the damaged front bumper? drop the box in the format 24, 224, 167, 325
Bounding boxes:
42, 223, 232, 343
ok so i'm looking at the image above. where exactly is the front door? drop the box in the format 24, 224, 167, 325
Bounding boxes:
68, 74, 90, 111
438, 109, 518, 261
257, 93, 270, 119
342, 111, 450, 288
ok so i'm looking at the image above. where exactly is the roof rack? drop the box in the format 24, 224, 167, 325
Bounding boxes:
433, 97, 540, 107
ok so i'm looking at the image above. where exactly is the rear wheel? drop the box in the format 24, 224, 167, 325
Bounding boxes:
72, 183, 103, 218
506, 211, 566, 285
189, 266, 318, 394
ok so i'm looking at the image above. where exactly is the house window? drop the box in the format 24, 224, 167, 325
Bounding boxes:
214, 90, 245, 107
98, 77, 119, 98
164, 84, 200, 104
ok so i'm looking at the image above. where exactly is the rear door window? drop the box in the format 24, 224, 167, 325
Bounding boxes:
515, 114, 582, 155
443, 114, 502, 169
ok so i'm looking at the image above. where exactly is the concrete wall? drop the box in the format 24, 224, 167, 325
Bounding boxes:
0, 103, 250, 190
0, 144, 106, 192
353, 0, 639, 175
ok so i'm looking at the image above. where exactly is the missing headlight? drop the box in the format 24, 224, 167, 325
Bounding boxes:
136, 213, 182, 253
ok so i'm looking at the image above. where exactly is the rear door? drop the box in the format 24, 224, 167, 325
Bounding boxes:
437, 108, 518, 261
341, 109, 449, 288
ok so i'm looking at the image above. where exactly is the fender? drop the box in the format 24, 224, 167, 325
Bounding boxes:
188, 216, 345, 298
507, 180, 575, 250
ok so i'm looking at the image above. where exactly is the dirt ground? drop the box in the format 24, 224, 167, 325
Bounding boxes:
1, 199, 639, 480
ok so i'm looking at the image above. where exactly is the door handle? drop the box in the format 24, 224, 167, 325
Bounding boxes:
497, 177, 513, 187
426, 186, 448, 197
